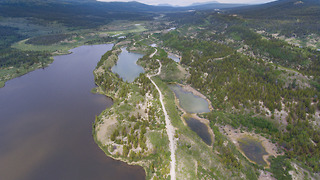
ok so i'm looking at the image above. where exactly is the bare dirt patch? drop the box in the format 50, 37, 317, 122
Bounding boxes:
259, 170, 276, 180
97, 115, 117, 145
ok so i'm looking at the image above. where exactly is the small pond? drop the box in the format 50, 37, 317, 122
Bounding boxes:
111, 48, 144, 82
169, 84, 210, 114
168, 54, 180, 63
238, 137, 268, 166
185, 117, 212, 145
150, 44, 157, 47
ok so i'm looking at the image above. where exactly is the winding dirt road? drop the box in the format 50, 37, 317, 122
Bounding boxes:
147, 49, 176, 180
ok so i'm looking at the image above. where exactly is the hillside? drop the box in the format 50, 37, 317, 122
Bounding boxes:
234, 0, 320, 19
1, 0, 320, 179
0, 1, 157, 28
231, 0, 320, 37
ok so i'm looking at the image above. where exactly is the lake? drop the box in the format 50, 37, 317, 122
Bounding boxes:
184, 117, 212, 145
169, 84, 210, 114
111, 47, 144, 82
168, 54, 180, 63
0, 44, 145, 180
238, 137, 268, 166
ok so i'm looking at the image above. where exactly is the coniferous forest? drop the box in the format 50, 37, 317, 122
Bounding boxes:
1, 0, 320, 179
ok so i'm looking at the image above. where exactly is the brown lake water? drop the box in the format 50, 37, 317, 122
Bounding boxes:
0, 44, 145, 180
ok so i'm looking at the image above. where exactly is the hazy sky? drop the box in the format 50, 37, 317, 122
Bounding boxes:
98, 0, 277, 6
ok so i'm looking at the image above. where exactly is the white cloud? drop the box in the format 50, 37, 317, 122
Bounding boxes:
98, 0, 276, 6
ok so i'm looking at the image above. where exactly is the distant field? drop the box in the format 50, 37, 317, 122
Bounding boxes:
11, 22, 147, 53
98, 22, 147, 36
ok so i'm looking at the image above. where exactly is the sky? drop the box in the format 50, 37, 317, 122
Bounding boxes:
97, 0, 277, 6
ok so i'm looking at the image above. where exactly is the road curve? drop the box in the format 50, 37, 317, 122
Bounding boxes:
147, 49, 176, 180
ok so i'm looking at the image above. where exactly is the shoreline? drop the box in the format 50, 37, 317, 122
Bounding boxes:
93, 47, 173, 179
170, 83, 215, 146
1, 42, 116, 89
176, 83, 214, 112
221, 125, 283, 168
0, 57, 54, 88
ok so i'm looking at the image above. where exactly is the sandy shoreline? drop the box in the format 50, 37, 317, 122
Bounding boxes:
221, 125, 283, 168
177, 83, 214, 111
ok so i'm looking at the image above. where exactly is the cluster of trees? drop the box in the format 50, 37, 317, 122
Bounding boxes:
135, 73, 153, 96
0, 25, 24, 48
0, 25, 52, 83
156, 26, 320, 171
0, 48, 50, 69
94, 70, 121, 93
234, 0, 320, 37
269, 156, 292, 180
208, 112, 278, 135
137, 53, 160, 72
85, 36, 116, 45
158, 31, 234, 65
280, 116, 320, 171
226, 25, 317, 69
0, 25, 50, 69
112, 118, 149, 159
211, 126, 242, 170
96, 48, 119, 67
26, 33, 74, 45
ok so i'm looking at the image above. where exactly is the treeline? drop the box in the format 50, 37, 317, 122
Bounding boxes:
0, 48, 50, 68
26, 33, 74, 45
226, 25, 317, 68
207, 112, 278, 135
85, 36, 116, 45
157, 31, 234, 65
0, 1, 155, 29
233, 0, 320, 37
0, 25, 24, 48
225, 25, 320, 94
0, 25, 52, 82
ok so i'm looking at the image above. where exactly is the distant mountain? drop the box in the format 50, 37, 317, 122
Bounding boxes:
0, 0, 166, 28
247, 0, 276, 4
232, 0, 320, 19
229, 0, 320, 37
155, 1, 246, 10
0, 0, 252, 29
157, 3, 173, 7
190, 1, 219, 6
187, 2, 247, 10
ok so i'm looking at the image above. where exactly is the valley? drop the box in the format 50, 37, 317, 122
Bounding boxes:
1, 0, 320, 180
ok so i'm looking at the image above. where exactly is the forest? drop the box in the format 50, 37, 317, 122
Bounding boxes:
156, 19, 320, 172
0, 25, 50, 69
1, 0, 320, 178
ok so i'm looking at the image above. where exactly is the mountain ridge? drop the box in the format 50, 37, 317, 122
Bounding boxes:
232, 0, 320, 19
